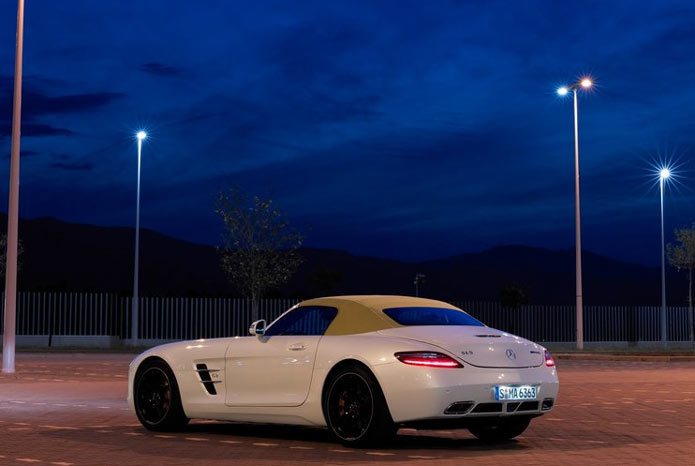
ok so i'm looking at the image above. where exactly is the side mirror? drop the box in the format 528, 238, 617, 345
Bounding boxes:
249, 319, 266, 336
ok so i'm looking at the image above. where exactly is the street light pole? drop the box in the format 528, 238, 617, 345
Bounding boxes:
131, 131, 147, 346
659, 168, 670, 345
572, 87, 584, 351
558, 77, 592, 351
2, 0, 25, 374
414, 273, 425, 297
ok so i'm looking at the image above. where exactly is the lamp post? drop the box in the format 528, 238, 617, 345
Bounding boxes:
131, 131, 147, 346
2, 0, 25, 374
659, 168, 671, 345
557, 77, 592, 351
414, 273, 426, 297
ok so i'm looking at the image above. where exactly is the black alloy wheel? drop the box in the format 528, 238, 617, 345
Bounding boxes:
134, 359, 189, 431
325, 365, 395, 447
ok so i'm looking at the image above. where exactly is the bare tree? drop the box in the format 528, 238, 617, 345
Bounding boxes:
500, 283, 530, 309
667, 224, 695, 345
215, 187, 304, 321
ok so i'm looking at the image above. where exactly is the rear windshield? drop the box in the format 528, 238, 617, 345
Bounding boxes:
383, 307, 484, 327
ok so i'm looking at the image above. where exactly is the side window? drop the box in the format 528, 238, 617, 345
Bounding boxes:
264, 306, 338, 336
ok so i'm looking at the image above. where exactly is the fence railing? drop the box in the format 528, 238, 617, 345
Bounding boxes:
132, 297, 298, 340
454, 302, 693, 343
1, 292, 693, 343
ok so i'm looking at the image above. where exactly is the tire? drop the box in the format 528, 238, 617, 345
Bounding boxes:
134, 359, 189, 431
469, 416, 531, 442
324, 364, 396, 447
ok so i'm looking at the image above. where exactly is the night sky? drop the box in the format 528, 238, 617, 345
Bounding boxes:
1, 0, 694, 265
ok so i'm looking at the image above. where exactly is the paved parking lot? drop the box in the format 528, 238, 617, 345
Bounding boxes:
1, 353, 694, 466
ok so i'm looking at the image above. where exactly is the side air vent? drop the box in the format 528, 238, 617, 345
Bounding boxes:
196, 364, 220, 395
444, 401, 475, 415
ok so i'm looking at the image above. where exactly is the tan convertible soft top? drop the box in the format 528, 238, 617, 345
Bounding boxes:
297, 295, 462, 336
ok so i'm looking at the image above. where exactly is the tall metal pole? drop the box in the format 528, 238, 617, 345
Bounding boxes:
2, 0, 25, 374
660, 177, 667, 344
573, 88, 584, 351
689, 267, 693, 346
131, 137, 142, 346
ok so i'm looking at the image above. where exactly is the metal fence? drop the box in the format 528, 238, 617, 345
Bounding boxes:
0, 292, 693, 342
454, 302, 693, 343
0, 293, 298, 341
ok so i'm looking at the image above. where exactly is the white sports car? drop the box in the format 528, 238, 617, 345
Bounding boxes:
128, 296, 559, 446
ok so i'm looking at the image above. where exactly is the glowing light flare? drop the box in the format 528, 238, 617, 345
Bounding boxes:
580, 78, 593, 88
544, 350, 555, 368
136, 131, 147, 140
557, 86, 569, 96
645, 159, 683, 193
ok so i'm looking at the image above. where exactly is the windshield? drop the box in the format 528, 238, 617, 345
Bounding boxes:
383, 307, 484, 327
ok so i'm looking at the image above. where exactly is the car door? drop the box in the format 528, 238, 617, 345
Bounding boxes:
225, 306, 338, 407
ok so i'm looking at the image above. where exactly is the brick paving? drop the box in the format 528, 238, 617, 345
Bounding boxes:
0, 353, 693, 465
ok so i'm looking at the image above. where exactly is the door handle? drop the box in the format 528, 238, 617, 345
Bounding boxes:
288, 343, 307, 351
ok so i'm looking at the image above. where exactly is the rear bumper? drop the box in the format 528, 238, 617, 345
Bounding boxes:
373, 362, 559, 424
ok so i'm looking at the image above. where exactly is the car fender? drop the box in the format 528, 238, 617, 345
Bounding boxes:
305, 333, 447, 419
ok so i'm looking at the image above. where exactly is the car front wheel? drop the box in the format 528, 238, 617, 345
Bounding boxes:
469, 416, 531, 442
134, 359, 189, 431
324, 364, 396, 447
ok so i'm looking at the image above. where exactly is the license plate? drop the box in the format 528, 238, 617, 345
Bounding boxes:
494, 385, 538, 401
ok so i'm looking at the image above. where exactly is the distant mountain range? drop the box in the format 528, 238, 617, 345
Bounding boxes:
0, 215, 687, 305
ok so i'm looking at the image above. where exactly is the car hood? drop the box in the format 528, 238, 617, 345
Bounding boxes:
377, 326, 544, 368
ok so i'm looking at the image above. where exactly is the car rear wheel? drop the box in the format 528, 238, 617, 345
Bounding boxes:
324, 364, 396, 447
469, 416, 531, 442
134, 359, 189, 431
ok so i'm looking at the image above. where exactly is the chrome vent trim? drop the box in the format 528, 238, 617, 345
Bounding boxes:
196, 363, 219, 395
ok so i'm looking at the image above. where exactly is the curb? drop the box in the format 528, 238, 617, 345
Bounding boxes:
555, 353, 695, 362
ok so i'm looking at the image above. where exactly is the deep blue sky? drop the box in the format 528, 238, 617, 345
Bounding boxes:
1, 0, 694, 264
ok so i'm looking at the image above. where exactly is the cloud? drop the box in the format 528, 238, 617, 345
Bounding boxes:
141, 62, 184, 77
0, 75, 122, 140
0, 149, 41, 160
0, 123, 74, 138
21, 91, 124, 119
50, 161, 94, 171
1, 77, 123, 119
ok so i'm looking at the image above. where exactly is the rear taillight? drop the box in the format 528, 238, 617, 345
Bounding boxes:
394, 352, 463, 368
544, 350, 555, 367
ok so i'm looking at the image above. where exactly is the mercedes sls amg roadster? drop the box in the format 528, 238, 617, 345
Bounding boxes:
128, 296, 559, 446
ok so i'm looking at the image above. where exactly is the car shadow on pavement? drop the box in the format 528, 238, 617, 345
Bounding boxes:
185, 422, 531, 452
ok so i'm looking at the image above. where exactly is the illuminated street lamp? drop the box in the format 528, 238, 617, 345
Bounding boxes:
2, 0, 25, 374
557, 76, 593, 351
131, 131, 147, 346
659, 167, 671, 345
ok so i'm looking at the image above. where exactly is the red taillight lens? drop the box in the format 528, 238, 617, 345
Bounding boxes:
394, 352, 463, 368
544, 350, 555, 367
